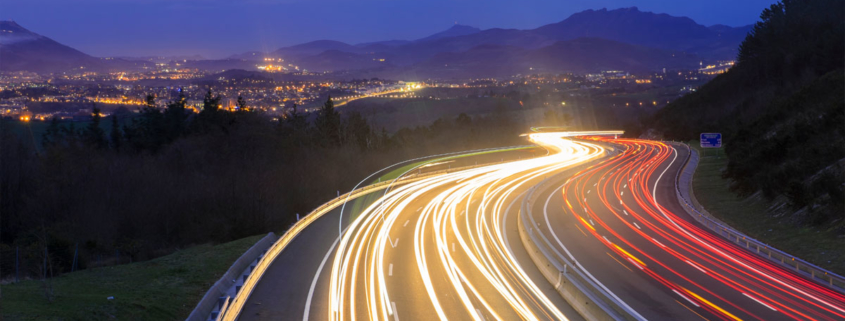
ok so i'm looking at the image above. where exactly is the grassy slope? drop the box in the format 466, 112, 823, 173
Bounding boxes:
3, 234, 264, 321
689, 143, 845, 274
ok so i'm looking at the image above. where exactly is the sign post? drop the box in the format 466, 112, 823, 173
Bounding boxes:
700, 133, 722, 158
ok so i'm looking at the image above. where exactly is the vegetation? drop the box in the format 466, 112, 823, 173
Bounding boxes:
1, 93, 531, 283
690, 144, 844, 274
651, 0, 844, 230
3, 234, 264, 321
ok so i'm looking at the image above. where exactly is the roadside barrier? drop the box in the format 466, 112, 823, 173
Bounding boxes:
670, 142, 845, 293
517, 162, 638, 321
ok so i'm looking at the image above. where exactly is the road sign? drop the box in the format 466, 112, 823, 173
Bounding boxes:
700, 133, 722, 148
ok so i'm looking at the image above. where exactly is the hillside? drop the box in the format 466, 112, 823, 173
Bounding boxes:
0, 21, 102, 73
412, 37, 699, 78
649, 0, 844, 227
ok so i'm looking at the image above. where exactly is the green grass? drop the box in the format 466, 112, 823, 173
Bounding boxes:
689, 143, 845, 274
3, 234, 265, 321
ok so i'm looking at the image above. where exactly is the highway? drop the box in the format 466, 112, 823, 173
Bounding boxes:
532, 137, 845, 320
235, 132, 614, 321
230, 133, 845, 321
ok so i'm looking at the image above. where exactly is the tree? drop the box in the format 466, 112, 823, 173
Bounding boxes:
163, 91, 188, 140
42, 117, 62, 147
82, 105, 107, 149
345, 111, 371, 150
236, 96, 247, 112
314, 96, 341, 146
455, 113, 472, 127
110, 115, 122, 151
201, 89, 221, 114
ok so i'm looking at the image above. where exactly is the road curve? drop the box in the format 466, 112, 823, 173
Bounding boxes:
533, 137, 845, 320
234, 132, 614, 321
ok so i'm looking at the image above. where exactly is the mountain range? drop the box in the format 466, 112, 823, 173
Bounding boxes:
0, 7, 752, 77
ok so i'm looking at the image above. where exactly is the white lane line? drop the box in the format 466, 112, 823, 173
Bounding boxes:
452, 242, 455, 252
471, 199, 478, 206
416, 206, 422, 212
652, 238, 665, 248
303, 233, 343, 321
624, 184, 627, 188
389, 263, 394, 276
623, 210, 629, 216
587, 190, 591, 194
743, 293, 777, 311
589, 219, 595, 226
475, 308, 487, 321
403, 220, 409, 227
685, 260, 707, 274
391, 238, 399, 248
391, 301, 400, 321
460, 210, 465, 216
633, 222, 641, 229
673, 289, 700, 307
621, 191, 624, 196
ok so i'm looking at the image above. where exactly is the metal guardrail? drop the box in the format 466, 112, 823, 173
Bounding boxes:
670, 142, 845, 293
517, 153, 637, 321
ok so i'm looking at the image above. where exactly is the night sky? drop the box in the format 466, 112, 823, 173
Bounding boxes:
1, 0, 779, 58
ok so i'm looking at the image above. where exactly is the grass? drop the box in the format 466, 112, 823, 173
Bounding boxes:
688, 142, 845, 274
2, 234, 265, 321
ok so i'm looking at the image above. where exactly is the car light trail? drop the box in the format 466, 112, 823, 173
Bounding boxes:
550, 137, 845, 321
325, 132, 607, 320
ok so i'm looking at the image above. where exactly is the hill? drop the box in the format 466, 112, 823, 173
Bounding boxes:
411, 37, 698, 78
0, 21, 102, 73
649, 0, 844, 227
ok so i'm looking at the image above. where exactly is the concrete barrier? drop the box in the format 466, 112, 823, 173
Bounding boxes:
186, 232, 278, 321
517, 154, 638, 321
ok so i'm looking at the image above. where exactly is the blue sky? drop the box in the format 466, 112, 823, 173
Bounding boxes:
1, 0, 778, 58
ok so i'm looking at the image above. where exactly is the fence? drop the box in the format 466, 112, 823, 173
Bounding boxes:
671, 142, 845, 293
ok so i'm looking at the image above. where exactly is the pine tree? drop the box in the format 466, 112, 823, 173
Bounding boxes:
236, 96, 247, 112
83, 105, 107, 149
110, 115, 122, 151
314, 96, 341, 146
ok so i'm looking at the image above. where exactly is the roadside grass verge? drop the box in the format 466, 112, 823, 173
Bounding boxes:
3, 234, 264, 321
688, 143, 845, 274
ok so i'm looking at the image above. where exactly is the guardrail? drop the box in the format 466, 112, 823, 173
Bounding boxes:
670, 142, 845, 293
517, 155, 637, 321
187, 232, 278, 321
217, 152, 541, 320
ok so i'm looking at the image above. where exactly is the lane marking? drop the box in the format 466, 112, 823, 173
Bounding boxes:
303, 233, 343, 321
391, 301, 400, 321
389, 263, 393, 276
675, 300, 709, 321
391, 238, 399, 248
475, 308, 487, 321
452, 242, 455, 252
743, 293, 777, 311
673, 289, 700, 307
685, 260, 707, 274
416, 207, 422, 212
633, 222, 641, 230
607, 252, 633, 272
403, 220, 409, 227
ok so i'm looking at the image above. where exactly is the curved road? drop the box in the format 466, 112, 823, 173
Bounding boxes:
533, 137, 845, 320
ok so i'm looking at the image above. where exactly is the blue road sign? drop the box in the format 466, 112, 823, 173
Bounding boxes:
700, 133, 722, 148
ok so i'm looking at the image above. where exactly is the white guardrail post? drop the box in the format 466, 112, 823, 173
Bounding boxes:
669, 142, 845, 293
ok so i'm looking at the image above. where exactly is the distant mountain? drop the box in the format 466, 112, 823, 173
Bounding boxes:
531, 7, 751, 58
0, 20, 102, 73
273, 40, 363, 57
412, 37, 698, 78
415, 24, 482, 43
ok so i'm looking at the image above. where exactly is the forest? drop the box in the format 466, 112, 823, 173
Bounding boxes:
650, 0, 844, 225
0, 91, 532, 279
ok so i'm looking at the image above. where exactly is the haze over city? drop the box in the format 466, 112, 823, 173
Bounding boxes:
2, 0, 842, 320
